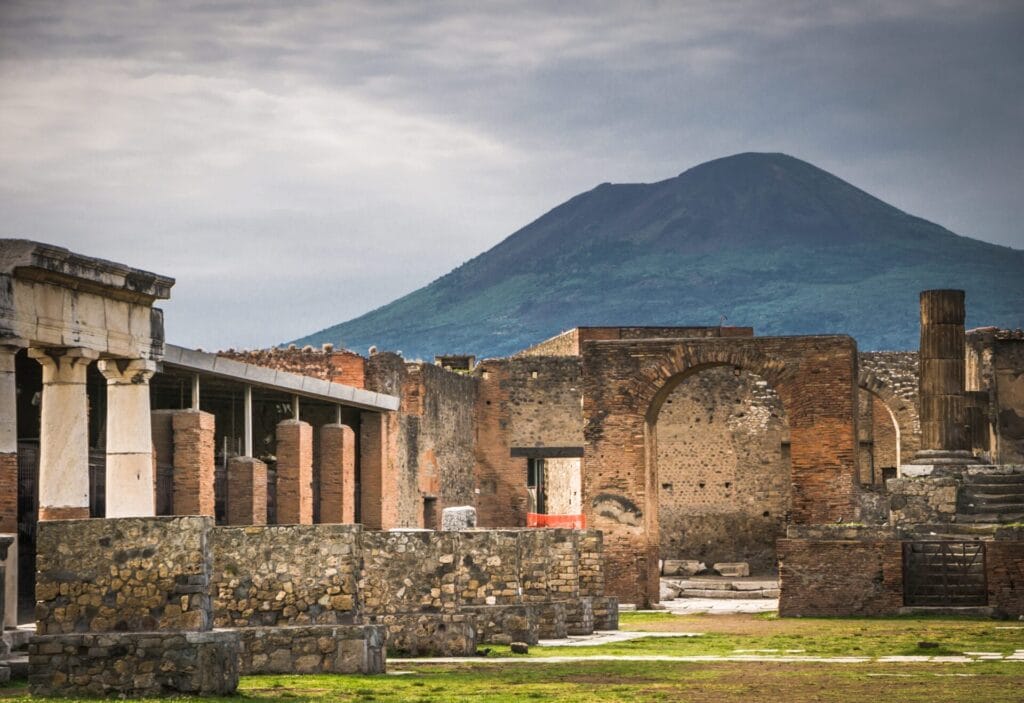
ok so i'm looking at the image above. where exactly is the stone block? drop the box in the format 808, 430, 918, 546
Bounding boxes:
713, 562, 750, 577
28, 630, 239, 697
592, 596, 619, 630
663, 559, 704, 577
462, 604, 539, 645
442, 506, 477, 530
235, 624, 385, 675
373, 613, 476, 656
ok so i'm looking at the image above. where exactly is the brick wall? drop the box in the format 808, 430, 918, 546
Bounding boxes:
777, 535, 903, 617
362, 353, 477, 529
473, 357, 584, 526
0, 452, 16, 532
172, 410, 216, 517
987, 537, 1024, 618
219, 347, 366, 389
581, 335, 860, 605
656, 367, 790, 572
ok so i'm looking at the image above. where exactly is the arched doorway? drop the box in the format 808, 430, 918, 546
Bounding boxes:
582, 335, 860, 606
654, 366, 791, 573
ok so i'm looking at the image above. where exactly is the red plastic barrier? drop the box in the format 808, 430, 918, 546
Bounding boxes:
526, 513, 586, 529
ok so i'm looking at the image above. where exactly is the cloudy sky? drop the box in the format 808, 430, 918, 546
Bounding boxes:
1, 1, 1022, 350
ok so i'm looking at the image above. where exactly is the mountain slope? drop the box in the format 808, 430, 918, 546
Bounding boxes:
294, 153, 1024, 358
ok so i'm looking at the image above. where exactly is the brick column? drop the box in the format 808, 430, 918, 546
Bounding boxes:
0, 343, 20, 627
319, 423, 355, 523
172, 410, 216, 516
912, 289, 978, 465
276, 420, 312, 524
226, 457, 267, 525
29, 347, 99, 520
97, 359, 157, 518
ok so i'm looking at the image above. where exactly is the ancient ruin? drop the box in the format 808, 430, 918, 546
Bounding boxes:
1, 240, 1023, 695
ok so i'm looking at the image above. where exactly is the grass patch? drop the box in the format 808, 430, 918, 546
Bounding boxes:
3, 661, 1023, 702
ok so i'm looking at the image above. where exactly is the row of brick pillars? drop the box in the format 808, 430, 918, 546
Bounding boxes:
154, 411, 360, 526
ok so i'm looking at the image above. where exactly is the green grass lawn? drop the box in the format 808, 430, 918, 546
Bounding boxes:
474, 612, 1024, 659
2, 614, 1023, 702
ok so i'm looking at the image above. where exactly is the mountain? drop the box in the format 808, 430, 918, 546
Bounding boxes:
293, 153, 1024, 359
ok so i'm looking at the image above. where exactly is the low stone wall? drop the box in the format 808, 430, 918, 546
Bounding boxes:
592, 596, 619, 630
236, 625, 385, 675
374, 613, 476, 656
31, 517, 241, 697
360, 530, 460, 615
35, 517, 214, 635
29, 630, 239, 697
462, 605, 538, 645
211, 524, 361, 627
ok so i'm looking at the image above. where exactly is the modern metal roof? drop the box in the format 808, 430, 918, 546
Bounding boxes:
161, 344, 399, 412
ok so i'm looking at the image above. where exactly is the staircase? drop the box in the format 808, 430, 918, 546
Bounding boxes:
957, 471, 1024, 524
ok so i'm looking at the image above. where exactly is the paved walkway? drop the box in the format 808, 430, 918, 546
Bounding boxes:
407, 650, 1024, 666
658, 597, 778, 614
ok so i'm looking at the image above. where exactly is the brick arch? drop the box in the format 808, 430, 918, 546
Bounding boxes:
581, 336, 860, 607
858, 369, 921, 467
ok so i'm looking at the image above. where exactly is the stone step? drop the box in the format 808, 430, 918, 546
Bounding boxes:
957, 510, 1024, 523
963, 473, 1024, 485
899, 606, 995, 617
675, 588, 780, 599
961, 492, 1024, 506
962, 482, 1024, 494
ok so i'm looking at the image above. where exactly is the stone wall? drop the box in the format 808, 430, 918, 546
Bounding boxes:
887, 476, 958, 526
988, 533, 1024, 618
515, 326, 755, 358
30, 517, 239, 697
36, 517, 214, 635
28, 630, 239, 697
656, 367, 790, 572
235, 624, 384, 675
211, 524, 361, 627
967, 330, 1024, 464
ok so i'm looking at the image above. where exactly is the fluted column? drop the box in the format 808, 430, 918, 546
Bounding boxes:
29, 347, 99, 520
97, 358, 157, 517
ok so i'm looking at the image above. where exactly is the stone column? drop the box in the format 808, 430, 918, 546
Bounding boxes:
0, 343, 21, 627
912, 290, 977, 465
29, 347, 99, 520
226, 457, 267, 525
97, 359, 157, 518
319, 423, 355, 523
276, 419, 313, 524
172, 410, 216, 516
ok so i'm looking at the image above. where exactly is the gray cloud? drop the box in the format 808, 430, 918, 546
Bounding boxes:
1, 0, 1021, 349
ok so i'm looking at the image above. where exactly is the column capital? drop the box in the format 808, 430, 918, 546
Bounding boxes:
28, 347, 99, 383
0, 340, 23, 373
97, 358, 157, 384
